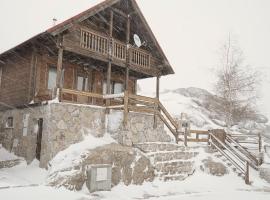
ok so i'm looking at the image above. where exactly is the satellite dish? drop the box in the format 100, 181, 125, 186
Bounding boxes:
133, 34, 142, 48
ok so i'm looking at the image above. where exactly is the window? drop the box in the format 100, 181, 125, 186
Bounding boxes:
113, 82, 124, 94
22, 114, 30, 136
103, 81, 124, 95
77, 76, 89, 91
5, 117, 13, 128
47, 66, 57, 90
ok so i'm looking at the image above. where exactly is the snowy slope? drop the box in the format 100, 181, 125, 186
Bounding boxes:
158, 87, 268, 134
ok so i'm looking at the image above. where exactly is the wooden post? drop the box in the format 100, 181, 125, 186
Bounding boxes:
125, 15, 131, 91
184, 127, 188, 147
106, 11, 114, 113
156, 76, 160, 100
153, 76, 160, 129
258, 133, 262, 153
106, 62, 111, 112
207, 131, 211, 146
245, 161, 250, 184
123, 90, 129, 128
56, 36, 63, 100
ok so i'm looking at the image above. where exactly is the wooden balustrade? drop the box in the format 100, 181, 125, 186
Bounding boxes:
113, 40, 126, 60
80, 29, 109, 55
130, 48, 150, 68
80, 28, 151, 68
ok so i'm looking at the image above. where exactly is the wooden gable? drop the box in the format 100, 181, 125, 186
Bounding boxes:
47, 0, 174, 77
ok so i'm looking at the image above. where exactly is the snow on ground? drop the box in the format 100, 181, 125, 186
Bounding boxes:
49, 133, 115, 174
1, 162, 270, 200
0, 160, 47, 188
0, 144, 18, 161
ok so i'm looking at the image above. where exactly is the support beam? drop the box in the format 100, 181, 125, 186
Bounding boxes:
156, 76, 160, 100
153, 76, 160, 129
106, 11, 114, 112
56, 36, 63, 100
125, 15, 131, 91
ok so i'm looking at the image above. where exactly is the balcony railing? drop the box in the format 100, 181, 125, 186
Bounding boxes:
80, 29, 151, 68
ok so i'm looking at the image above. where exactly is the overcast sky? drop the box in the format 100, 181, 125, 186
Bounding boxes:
0, 0, 270, 117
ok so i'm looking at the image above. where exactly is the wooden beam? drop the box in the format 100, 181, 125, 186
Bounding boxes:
123, 90, 129, 127
106, 11, 114, 113
154, 76, 160, 129
156, 76, 160, 99
125, 15, 131, 91
111, 7, 128, 18
125, 67, 129, 90
56, 36, 64, 89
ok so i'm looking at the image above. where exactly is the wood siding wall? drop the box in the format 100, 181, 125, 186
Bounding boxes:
34, 54, 135, 105
0, 50, 34, 110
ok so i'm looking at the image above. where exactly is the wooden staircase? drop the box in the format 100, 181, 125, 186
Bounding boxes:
208, 131, 262, 184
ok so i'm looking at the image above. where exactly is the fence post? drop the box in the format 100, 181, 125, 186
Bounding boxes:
259, 133, 262, 153
123, 90, 129, 128
245, 161, 250, 184
207, 131, 211, 146
184, 127, 188, 147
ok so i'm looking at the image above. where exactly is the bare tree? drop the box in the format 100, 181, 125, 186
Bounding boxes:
214, 36, 260, 127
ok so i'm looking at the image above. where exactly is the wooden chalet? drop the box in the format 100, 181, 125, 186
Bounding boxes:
0, 0, 174, 111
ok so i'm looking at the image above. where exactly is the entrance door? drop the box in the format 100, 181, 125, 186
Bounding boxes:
36, 119, 43, 161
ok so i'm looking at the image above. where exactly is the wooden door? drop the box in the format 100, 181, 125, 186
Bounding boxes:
36, 119, 43, 161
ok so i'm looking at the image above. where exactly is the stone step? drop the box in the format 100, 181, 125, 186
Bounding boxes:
147, 151, 198, 163
155, 161, 195, 174
134, 142, 199, 182
161, 174, 188, 181
134, 142, 187, 153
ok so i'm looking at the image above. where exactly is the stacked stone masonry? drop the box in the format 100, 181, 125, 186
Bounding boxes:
134, 142, 199, 181
0, 103, 172, 168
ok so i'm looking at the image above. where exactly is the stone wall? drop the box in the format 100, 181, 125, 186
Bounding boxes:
0, 103, 170, 168
0, 103, 106, 168
47, 143, 155, 190
107, 110, 172, 145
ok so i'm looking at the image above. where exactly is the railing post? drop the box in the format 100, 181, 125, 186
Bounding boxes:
123, 90, 129, 128
245, 161, 250, 184
184, 127, 188, 147
259, 133, 262, 153
207, 131, 211, 146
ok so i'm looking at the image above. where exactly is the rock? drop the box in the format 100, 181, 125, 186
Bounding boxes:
0, 159, 22, 169
200, 157, 228, 176
47, 143, 155, 190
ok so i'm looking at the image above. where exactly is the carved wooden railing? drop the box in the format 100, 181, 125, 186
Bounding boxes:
130, 48, 151, 68
113, 40, 126, 61
80, 29, 151, 68
80, 29, 109, 55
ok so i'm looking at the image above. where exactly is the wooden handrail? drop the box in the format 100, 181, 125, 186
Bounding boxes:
128, 93, 158, 103
226, 135, 259, 168
62, 88, 104, 99
158, 101, 178, 129
209, 132, 246, 166
209, 131, 250, 184
158, 112, 177, 136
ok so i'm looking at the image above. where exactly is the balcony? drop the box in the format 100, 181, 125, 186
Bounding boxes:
80, 28, 151, 69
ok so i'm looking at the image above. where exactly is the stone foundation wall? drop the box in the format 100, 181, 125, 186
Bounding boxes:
107, 111, 172, 145
0, 103, 106, 167
0, 103, 170, 168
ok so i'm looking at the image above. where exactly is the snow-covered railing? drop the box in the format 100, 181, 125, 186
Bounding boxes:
209, 131, 250, 184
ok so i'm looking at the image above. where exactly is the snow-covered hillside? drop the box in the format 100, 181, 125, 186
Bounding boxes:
158, 87, 269, 135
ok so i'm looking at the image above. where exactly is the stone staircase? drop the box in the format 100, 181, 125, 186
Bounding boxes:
134, 142, 199, 181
